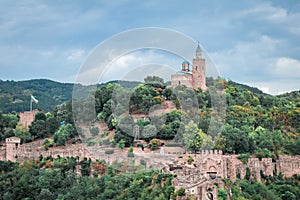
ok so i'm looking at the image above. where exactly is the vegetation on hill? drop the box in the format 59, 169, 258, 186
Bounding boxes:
0, 157, 299, 200
0, 76, 300, 199
85, 76, 299, 157
0, 79, 141, 113
0, 158, 175, 200
0, 76, 299, 157
0, 79, 74, 113
218, 174, 300, 200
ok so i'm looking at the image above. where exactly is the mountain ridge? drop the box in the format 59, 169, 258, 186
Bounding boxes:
0, 78, 297, 113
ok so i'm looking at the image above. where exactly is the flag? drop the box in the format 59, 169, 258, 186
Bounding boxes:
31, 95, 39, 104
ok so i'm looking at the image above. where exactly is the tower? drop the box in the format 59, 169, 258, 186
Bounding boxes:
5, 137, 21, 161
192, 44, 206, 91
171, 44, 207, 90
181, 60, 190, 72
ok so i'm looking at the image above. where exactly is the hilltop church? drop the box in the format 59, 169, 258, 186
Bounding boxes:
171, 44, 207, 91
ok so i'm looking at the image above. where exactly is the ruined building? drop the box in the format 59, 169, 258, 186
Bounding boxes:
19, 109, 39, 128
171, 44, 207, 91
164, 151, 300, 200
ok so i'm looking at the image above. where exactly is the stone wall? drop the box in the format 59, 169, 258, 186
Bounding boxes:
16, 142, 89, 162
0, 145, 6, 161
1, 137, 300, 183
277, 155, 300, 177
165, 150, 300, 185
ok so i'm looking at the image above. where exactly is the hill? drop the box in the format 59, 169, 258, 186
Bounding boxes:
277, 90, 300, 100
0, 79, 141, 113
0, 79, 74, 113
227, 80, 265, 95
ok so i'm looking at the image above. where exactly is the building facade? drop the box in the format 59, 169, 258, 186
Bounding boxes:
171, 45, 207, 91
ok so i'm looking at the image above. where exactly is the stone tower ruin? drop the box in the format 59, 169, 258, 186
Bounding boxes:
5, 137, 21, 162
19, 109, 38, 128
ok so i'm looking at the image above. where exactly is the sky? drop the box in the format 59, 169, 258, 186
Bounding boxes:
1, 0, 300, 95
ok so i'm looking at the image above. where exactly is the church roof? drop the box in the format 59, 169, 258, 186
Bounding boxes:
196, 44, 201, 52
182, 60, 189, 65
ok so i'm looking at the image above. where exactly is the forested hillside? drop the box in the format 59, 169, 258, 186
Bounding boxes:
0, 77, 299, 157
0, 79, 74, 113
0, 158, 175, 200
0, 79, 141, 113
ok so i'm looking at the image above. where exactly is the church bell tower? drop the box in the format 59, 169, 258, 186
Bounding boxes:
192, 44, 206, 91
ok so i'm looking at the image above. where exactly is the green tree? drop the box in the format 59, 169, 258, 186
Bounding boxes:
45, 116, 59, 136
35, 112, 46, 121
54, 124, 77, 146
29, 119, 46, 139
141, 124, 157, 139
116, 139, 125, 151
183, 121, 205, 152
14, 124, 32, 143
218, 188, 227, 200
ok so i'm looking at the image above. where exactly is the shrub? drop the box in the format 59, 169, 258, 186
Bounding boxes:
176, 188, 186, 196
89, 126, 99, 136
127, 146, 134, 157
238, 153, 251, 164
187, 156, 194, 164
149, 138, 161, 150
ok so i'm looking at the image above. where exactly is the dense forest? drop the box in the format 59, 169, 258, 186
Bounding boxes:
0, 79, 74, 113
0, 79, 140, 113
0, 158, 175, 200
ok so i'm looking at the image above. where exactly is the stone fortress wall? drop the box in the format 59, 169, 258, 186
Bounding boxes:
165, 150, 300, 200
1, 137, 299, 181
0, 136, 167, 169
0, 137, 89, 162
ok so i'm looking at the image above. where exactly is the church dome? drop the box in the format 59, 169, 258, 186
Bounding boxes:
182, 60, 189, 65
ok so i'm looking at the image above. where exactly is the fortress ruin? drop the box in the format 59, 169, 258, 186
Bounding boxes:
18, 109, 39, 128
1, 136, 300, 200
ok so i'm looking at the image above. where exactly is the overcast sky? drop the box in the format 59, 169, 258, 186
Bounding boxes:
1, 0, 300, 95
